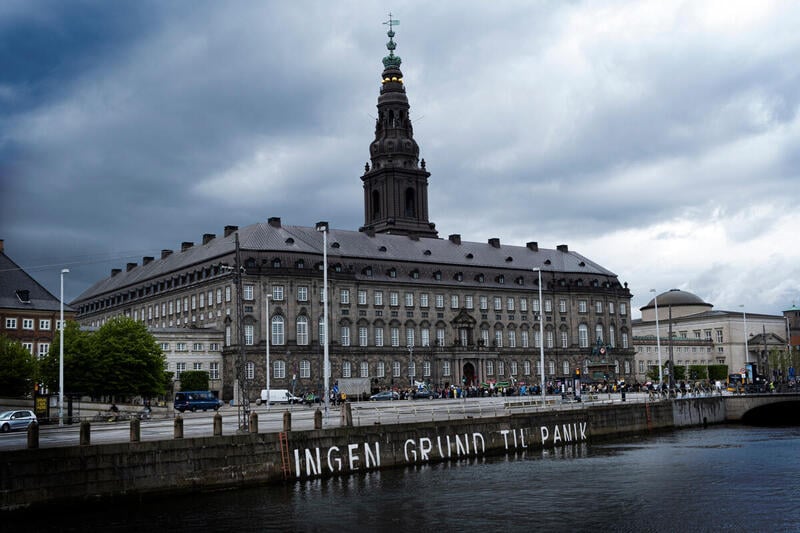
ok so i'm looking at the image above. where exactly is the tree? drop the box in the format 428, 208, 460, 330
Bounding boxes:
92, 317, 166, 397
707, 364, 728, 381
43, 321, 99, 396
178, 370, 209, 391
0, 334, 38, 397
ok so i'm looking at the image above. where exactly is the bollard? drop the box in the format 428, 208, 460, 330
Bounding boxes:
27, 422, 39, 449
314, 408, 322, 429
213, 412, 223, 436
130, 418, 141, 442
80, 420, 91, 446
174, 415, 184, 439
248, 411, 258, 434
283, 410, 292, 432
340, 402, 353, 427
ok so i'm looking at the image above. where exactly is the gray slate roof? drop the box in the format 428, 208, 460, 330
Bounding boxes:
73, 221, 618, 303
0, 252, 72, 312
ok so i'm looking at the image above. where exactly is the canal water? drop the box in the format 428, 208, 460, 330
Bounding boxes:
8, 425, 800, 532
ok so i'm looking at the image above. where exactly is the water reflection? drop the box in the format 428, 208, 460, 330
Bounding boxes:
5, 425, 800, 532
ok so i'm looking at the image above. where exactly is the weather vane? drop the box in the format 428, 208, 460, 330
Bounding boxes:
382, 12, 402, 68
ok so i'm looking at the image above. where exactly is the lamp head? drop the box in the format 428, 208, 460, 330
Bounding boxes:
315, 221, 329, 232
61, 268, 70, 274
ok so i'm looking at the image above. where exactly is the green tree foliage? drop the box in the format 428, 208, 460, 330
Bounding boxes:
0, 334, 38, 397
44, 322, 98, 395
178, 370, 209, 391
688, 365, 708, 380
45, 317, 167, 398
707, 364, 729, 381
92, 317, 166, 397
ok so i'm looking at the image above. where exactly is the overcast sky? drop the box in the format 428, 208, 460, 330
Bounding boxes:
2, 0, 799, 318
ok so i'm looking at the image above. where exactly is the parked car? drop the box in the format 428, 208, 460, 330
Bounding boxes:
370, 391, 399, 401
0, 410, 38, 432
411, 389, 435, 399
174, 391, 223, 413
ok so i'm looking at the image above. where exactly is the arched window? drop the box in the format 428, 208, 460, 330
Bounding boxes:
595, 324, 604, 344
578, 324, 589, 348
404, 187, 416, 217
372, 190, 380, 218
271, 316, 285, 345
273, 360, 285, 379
342, 360, 351, 378
562, 360, 570, 376
296, 316, 309, 345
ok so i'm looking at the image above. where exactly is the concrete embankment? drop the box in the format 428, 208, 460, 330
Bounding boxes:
0, 397, 725, 511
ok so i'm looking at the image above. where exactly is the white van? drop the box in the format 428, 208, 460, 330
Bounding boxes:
256, 389, 302, 405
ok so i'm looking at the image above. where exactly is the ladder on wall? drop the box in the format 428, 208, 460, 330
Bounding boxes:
279, 432, 292, 480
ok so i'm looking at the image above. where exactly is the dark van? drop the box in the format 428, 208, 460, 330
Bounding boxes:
174, 390, 223, 413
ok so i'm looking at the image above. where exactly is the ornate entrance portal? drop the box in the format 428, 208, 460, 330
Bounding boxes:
462, 362, 476, 386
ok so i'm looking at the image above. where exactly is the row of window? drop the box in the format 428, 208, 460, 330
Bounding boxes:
20, 342, 50, 357
172, 361, 221, 380
160, 342, 221, 352
4, 318, 64, 331
637, 360, 715, 373
232, 317, 630, 350
236, 357, 631, 381
639, 346, 714, 353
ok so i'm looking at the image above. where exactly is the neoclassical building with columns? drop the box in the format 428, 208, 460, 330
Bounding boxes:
71, 26, 634, 400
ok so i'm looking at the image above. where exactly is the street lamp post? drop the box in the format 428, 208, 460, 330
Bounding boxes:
650, 289, 663, 385
408, 345, 414, 388
740, 305, 749, 364
533, 268, 545, 400
785, 315, 792, 355
59, 268, 69, 427
316, 222, 330, 416
265, 294, 271, 412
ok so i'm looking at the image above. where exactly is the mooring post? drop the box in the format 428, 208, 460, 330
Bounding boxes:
130, 418, 141, 442
341, 402, 353, 427
80, 420, 91, 446
213, 412, 224, 436
27, 422, 39, 449
283, 410, 291, 432
314, 408, 322, 429
248, 411, 258, 434
174, 415, 184, 439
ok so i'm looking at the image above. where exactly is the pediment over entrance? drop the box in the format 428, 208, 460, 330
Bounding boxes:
450, 308, 476, 327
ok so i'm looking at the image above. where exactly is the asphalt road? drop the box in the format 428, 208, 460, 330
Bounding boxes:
0, 393, 660, 451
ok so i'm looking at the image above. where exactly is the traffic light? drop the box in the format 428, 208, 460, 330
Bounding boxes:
575, 368, 581, 377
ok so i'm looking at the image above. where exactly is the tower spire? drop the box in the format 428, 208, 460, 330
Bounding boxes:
360, 16, 438, 238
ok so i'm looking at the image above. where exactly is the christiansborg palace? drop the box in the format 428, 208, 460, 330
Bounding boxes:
71, 26, 636, 401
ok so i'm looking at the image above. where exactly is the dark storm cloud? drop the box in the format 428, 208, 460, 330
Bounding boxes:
1, 1, 799, 315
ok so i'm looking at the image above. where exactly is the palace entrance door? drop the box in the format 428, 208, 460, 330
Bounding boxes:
462, 362, 476, 386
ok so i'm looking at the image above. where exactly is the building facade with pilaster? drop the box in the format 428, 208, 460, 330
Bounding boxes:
71, 26, 635, 401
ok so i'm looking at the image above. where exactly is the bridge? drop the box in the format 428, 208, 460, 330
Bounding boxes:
723, 393, 800, 424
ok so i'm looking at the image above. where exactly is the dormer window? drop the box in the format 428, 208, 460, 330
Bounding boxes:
466, 253, 474, 259
388, 268, 397, 278
285, 238, 295, 245
295, 259, 305, 269
411, 269, 420, 279
424, 250, 432, 256
454, 272, 463, 282
379, 246, 387, 252
476, 274, 485, 283
496, 275, 505, 284
272, 258, 282, 268
334, 263, 343, 273
433, 271, 442, 281
362, 266, 373, 277
15, 290, 31, 303
332, 242, 340, 249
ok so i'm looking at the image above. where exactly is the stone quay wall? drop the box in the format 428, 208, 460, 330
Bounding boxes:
0, 398, 726, 511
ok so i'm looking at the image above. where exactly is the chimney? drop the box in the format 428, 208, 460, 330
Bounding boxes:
161, 249, 173, 259
557, 244, 569, 252
488, 238, 501, 248
0, 239, 4, 253
142, 256, 154, 265
224, 225, 238, 237
181, 241, 194, 252
202, 233, 216, 245
126, 262, 137, 272
448, 234, 461, 245
268, 217, 282, 228
526, 242, 538, 251
111, 268, 122, 276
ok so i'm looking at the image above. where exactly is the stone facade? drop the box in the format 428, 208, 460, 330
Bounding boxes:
70, 27, 635, 401
632, 289, 788, 382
